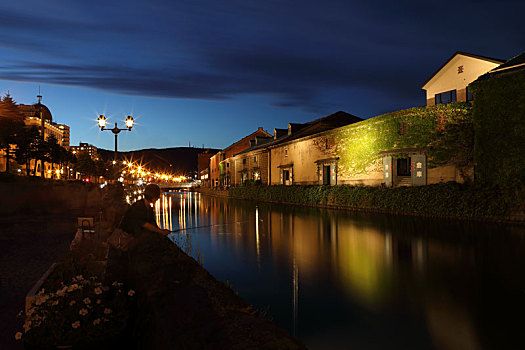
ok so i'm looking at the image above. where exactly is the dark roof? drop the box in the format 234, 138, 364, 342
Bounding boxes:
493, 52, 525, 70
219, 127, 272, 155
19, 103, 53, 122
474, 51, 525, 82
234, 111, 362, 156
421, 51, 506, 89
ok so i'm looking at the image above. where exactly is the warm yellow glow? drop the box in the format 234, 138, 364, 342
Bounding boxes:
97, 115, 107, 128
125, 115, 134, 129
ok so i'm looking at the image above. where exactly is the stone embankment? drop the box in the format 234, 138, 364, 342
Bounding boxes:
1, 177, 304, 349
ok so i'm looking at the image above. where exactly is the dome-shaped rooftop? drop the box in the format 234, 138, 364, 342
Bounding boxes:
19, 103, 53, 122
34, 103, 52, 122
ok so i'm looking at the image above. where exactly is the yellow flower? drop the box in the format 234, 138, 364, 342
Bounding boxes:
127, 290, 135, 297
94, 287, 103, 295
15, 332, 22, 340
79, 308, 88, 316
96, 299, 101, 305
72, 321, 80, 329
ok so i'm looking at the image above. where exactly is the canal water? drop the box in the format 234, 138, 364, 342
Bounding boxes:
155, 191, 525, 350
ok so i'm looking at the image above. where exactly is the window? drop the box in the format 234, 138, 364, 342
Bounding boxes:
466, 87, 473, 101
435, 90, 457, 105
398, 122, 408, 135
284, 148, 288, 157
253, 156, 258, 163
242, 159, 246, 165
226, 163, 229, 168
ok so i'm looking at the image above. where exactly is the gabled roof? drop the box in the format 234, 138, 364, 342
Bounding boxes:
474, 51, 525, 82
421, 51, 505, 89
212, 127, 271, 160
234, 111, 362, 156
489, 51, 525, 73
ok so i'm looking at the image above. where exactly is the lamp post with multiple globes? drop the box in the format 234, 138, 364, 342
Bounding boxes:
97, 115, 134, 180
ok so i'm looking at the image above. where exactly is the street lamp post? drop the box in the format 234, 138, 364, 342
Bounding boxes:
98, 115, 134, 179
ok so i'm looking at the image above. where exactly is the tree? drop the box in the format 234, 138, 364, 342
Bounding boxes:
14, 126, 40, 176
74, 152, 96, 180
0, 93, 25, 173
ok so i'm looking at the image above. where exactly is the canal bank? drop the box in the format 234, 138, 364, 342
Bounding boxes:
198, 183, 525, 223
1, 178, 304, 349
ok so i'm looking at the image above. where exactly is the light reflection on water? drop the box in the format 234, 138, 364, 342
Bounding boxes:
155, 191, 525, 350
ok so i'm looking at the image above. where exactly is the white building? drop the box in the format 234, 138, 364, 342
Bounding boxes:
422, 52, 505, 106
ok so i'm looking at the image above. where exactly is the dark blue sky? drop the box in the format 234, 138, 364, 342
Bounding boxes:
0, 0, 523, 150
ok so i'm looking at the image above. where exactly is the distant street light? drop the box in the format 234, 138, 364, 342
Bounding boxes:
98, 115, 134, 180
97, 115, 134, 161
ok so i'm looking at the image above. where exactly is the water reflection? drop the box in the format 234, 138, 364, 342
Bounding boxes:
155, 191, 525, 350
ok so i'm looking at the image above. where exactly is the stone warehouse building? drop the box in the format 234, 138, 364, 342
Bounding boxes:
209, 50, 522, 188
231, 111, 362, 186
422, 52, 504, 106
209, 127, 272, 187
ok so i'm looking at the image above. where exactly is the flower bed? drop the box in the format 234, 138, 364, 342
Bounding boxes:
19, 273, 135, 348
18, 253, 135, 348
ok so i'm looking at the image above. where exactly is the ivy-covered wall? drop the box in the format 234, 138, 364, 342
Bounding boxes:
469, 70, 525, 187
332, 103, 473, 178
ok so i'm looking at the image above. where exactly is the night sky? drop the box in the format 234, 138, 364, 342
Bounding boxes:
0, 0, 523, 151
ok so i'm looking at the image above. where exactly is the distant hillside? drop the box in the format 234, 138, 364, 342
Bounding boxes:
98, 147, 219, 176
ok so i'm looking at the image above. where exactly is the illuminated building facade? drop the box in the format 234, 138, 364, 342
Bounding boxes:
19, 103, 70, 148
209, 127, 271, 187
422, 52, 504, 106
70, 143, 98, 160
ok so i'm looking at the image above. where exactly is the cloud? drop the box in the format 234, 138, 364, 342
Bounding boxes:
0, 1, 523, 113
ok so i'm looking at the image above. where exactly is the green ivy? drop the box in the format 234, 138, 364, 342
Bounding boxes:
469, 70, 525, 187
229, 183, 517, 219
331, 103, 472, 177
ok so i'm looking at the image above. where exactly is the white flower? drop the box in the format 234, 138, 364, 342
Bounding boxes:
93, 318, 101, 326
94, 287, 103, 295
83, 297, 91, 304
128, 290, 135, 297
103, 308, 112, 315
79, 308, 88, 316
15, 332, 22, 340
72, 321, 80, 329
